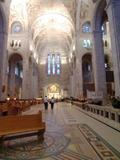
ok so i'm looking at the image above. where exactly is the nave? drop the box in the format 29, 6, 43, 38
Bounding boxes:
1, 102, 120, 160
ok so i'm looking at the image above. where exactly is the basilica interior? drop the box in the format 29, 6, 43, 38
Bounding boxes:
0, 0, 120, 160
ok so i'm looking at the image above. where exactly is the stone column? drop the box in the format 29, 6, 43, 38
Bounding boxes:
28, 61, 34, 99
9, 62, 16, 97
69, 75, 72, 96
0, 31, 8, 100
32, 68, 39, 98
75, 32, 84, 97
21, 58, 30, 99
75, 58, 83, 98
106, 0, 120, 97
72, 72, 76, 97
92, 30, 107, 97
71, 0, 83, 98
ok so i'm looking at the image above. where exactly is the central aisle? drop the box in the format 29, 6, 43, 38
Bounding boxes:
1, 102, 120, 160
23, 102, 120, 160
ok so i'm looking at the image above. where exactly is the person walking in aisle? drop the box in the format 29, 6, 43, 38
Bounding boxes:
44, 96, 48, 110
50, 97, 55, 110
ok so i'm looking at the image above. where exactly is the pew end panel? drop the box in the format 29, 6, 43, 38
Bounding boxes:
0, 111, 45, 145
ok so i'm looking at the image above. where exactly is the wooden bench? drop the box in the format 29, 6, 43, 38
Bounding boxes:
0, 111, 45, 144
0, 102, 8, 116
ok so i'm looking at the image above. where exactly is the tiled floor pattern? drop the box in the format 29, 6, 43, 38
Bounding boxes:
0, 102, 120, 160
0, 132, 70, 160
78, 124, 120, 160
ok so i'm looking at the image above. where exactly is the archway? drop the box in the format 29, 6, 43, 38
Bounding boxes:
93, 0, 115, 98
82, 53, 94, 97
8, 53, 23, 98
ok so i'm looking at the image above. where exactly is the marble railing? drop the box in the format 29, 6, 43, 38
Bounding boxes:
67, 100, 120, 124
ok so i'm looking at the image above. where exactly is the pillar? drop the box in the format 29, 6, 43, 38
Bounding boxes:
92, 30, 107, 97
0, 31, 8, 100
75, 31, 84, 98
75, 58, 83, 98
75, 0, 83, 98
28, 60, 34, 99
32, 67, 39, 98
9, 62, 16, 97
22, 58, 30, 99
106, 0, 120, 97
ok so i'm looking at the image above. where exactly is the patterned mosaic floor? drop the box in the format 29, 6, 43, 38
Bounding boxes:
0, 103, 120, 160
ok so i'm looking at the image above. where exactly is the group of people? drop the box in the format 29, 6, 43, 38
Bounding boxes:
44, 96, 55, 110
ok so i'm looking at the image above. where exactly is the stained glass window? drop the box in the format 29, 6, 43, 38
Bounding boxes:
47, 54, 51, 75
20, 71, 23, 78
82, 22, 91, 33
52, 54, 55, 75
102, 23, 107, 35
83, 39, 92, 48
56, 54, 60, 75
11, 21, 23, 34
15, 66, 19, 76
47, 54, 61, 75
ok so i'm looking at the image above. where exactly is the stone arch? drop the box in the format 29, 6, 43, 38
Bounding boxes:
9, 51, 24, 61
82, 53, 92, 73
92, 0, 115, 97
82, 53, 94, 96
92, 0, 106, 31
9, 53, 23, 62
91, 0, 108, 99
8, 53, 23, 98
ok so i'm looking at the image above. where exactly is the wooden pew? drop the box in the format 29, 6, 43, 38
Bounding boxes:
0, 111, 45, 144
0, 102, 8, 116
0, 98, 44, 116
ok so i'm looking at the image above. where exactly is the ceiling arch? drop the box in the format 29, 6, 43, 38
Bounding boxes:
28, 0, 75, 57
10, 0, 76, 58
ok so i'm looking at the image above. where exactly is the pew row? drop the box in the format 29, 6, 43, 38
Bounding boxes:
0, 98, 43, 116
0, 111, 45, 144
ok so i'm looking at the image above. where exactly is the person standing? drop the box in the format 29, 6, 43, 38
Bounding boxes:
44, 96, 48, 110
50, 97, 55, 110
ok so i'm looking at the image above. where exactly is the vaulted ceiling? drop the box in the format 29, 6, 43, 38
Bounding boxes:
9, 0, 95, 60
10, 0, 76, 59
